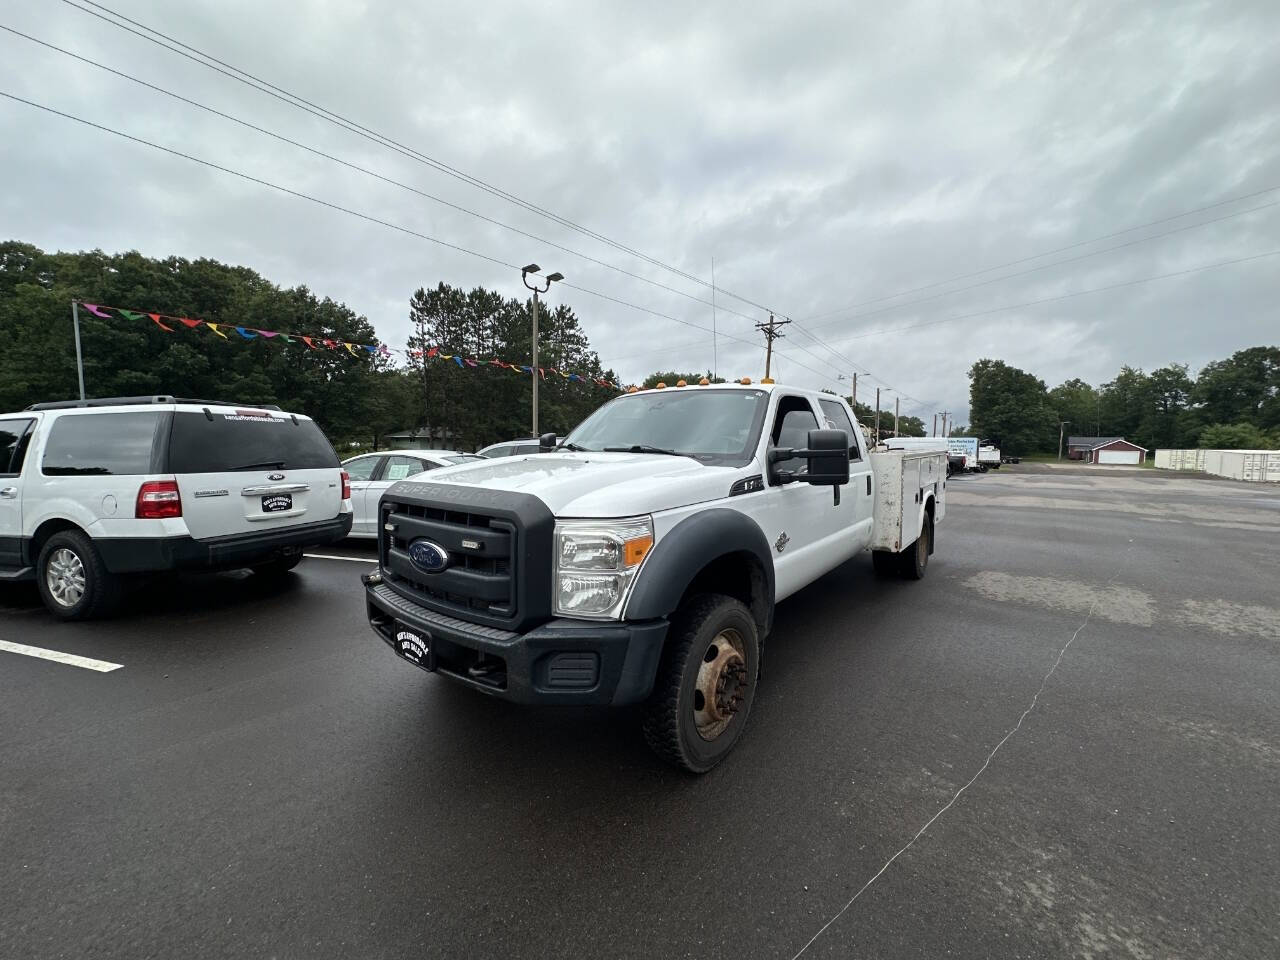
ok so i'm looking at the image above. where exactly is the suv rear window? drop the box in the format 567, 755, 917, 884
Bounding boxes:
42, 412, 164, 476
168, 412, 339, 473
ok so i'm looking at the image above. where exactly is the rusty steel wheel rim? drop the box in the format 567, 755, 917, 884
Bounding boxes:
693, 628, 748, 742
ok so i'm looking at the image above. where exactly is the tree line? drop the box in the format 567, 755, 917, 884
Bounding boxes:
0, 241, 617, 451
968, 350, 1280, 454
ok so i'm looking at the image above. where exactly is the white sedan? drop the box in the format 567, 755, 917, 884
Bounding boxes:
341, 449, 483, 537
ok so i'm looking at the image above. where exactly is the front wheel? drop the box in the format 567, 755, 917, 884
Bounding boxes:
642, 594, 760, 773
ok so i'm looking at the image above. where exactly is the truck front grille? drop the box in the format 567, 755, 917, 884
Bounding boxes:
382, 502, 518, 623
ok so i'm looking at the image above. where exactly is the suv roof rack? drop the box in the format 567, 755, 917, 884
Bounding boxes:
26, 396, 283, 412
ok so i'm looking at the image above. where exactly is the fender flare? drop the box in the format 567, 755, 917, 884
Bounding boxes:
625, 508, 775, 631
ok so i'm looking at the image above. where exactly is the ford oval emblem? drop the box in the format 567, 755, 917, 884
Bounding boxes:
408, 538, 449, 574
268, 472, 285, 481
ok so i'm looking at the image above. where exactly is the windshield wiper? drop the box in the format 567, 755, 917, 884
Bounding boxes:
230, 459, 286, 471
559, 442, 592, 452
603, 445, 684, 457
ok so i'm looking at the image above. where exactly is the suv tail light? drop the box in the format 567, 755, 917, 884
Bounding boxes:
341, 470, 351, 501
136, 479, 182, 519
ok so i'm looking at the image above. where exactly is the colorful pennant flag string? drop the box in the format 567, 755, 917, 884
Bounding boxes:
80, 301, 387, 358
80, 301, 620, 390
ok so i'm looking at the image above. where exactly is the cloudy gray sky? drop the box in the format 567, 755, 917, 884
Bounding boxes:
3, 0, 1278, 424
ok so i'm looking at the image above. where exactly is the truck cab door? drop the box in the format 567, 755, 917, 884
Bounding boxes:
0, 416, 35, 569
817, 398, 874, 544
763, 394, 858, 601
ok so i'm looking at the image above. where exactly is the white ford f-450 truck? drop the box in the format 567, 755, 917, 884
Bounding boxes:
363, 382, 945, 772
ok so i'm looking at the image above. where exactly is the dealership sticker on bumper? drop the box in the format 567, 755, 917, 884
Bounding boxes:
395, 625, 435, 672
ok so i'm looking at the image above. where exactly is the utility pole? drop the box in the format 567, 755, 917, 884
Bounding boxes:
521, 264, 563, 437
932, 413, 937, 437
893, 396, 900, 438
754, 313, 791, 381
71, 301, 86, 400
1058, 420, 1071, 460
874, 387, 881, 443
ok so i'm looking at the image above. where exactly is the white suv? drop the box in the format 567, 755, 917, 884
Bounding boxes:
0, 396, 353, 619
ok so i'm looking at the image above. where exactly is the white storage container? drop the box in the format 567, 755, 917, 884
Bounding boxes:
1154, 449, 1172, 469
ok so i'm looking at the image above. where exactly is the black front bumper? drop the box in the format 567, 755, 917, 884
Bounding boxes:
96, 514, 353, 574
365, 579, 669, 706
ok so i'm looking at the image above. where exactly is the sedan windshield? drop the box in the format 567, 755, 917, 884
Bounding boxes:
445, 455, 484, 464
563, 389, 768, 462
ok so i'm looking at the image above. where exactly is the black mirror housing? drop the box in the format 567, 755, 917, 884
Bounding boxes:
800, 428, 850, 486
538, 432, 558, 452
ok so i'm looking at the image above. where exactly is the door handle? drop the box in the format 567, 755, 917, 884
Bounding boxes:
866, 476, 871, 495
0, 486, 17, 499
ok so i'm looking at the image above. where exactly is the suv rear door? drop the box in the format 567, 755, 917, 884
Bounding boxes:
167, 408, 343, 540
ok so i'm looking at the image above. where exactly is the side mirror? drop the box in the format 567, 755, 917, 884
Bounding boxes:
800, 428, 850, 488
767, 428, 850, 504
538, 432, 557, 452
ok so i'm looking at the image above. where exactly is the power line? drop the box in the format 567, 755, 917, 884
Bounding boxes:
57, 0, 780, 318
817, 248, 1280, 347
798, 198, 1280, 333
0, 23, 765, 326
0, 90, 849, 387
800, 182, 1280, 322
0, 91, 762, 356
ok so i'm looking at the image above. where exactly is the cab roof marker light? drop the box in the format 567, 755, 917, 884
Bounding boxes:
699, 378, 710, 385
676, 379, 687, 387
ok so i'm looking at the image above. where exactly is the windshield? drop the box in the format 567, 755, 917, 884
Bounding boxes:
564, 389, 768, 462
445, 455, 483, 464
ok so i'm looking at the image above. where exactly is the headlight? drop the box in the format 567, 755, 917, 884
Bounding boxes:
554, 516, 654, 618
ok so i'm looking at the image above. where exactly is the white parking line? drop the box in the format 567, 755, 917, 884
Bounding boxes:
0, 639, 123, 673
304, 553, 378, 563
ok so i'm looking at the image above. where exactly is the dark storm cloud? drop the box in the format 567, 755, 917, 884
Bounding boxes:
2, 0, 1277, 423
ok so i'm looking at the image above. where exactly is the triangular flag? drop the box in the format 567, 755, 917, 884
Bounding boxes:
364, 344, 377, 354
301, 336, 316, 349
258, 330, 280, 339
453, 356, 464, 367
235, 327, 258, 340
344, 342, 360, 356
464, 358, 478, 367
206, 323, 228, 339
81, 303, 112, 318
140, 312, 174, 332
177, 317, 202, 328
323, 339, 338, 350
427, 347, 439, 359
278, 334, 293, 343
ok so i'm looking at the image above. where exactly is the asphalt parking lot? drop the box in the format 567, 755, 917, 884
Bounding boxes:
2, 465, 1278, 959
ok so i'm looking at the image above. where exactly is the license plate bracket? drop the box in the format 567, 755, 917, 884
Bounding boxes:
393, 623, 435, 672
261, 493, 293, 513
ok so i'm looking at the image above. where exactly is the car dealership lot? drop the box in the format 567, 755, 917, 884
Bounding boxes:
2, 469, 1278, 959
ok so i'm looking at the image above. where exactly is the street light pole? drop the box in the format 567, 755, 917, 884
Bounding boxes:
1058, 420, 1071, 460
521, 264, 563, 438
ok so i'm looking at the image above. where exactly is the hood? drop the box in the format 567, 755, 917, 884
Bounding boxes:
418, 452, 740, 516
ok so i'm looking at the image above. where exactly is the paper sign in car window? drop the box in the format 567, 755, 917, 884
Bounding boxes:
387, 464, 412, 480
